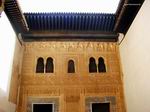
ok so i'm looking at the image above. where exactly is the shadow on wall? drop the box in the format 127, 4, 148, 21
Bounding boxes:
0, 88, 16, 112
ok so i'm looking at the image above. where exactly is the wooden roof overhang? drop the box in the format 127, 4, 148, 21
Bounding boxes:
4, 0, 145, 42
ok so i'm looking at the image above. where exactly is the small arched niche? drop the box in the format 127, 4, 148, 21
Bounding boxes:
68, 60, 75, 73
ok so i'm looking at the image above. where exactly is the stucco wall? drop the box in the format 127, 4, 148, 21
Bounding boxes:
0, 12, 17, 112
9, 39, 24, 104
17, 42, 126, 112
0, 38, 23, 112
119, 0, 150, 112
0, 88, 16, 112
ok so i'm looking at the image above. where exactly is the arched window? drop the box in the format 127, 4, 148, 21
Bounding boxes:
36, 57, 44, 73
68, 60, 75, 73
98, 57, 106, 72
89, 57, 97, 73
46, 57, 54, 73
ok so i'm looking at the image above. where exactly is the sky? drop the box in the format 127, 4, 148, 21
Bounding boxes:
0, 12, 16, 93
18, 0, 120, 13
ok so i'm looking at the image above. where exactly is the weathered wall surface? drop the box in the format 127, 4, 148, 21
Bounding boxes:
0, 38, 22, 112
0, 10, 20, 112
18, 41, 125, 112
119, 0, 150, 112
0, 88, 16, 112
9, 39, 24, 104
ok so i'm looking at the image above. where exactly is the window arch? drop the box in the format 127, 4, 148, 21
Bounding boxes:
89, 57, 97, 73
46, 57, 54, 73
98, 57, 106, 72
36, 57, 44, 73
68, 60, 75, 73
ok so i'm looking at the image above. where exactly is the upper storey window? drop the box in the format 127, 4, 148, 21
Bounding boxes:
46, 57, 54, 73
68, 60, 75, 73
98, 57, 106, 73
89, 57, 97, 73
36, 57, 44, 73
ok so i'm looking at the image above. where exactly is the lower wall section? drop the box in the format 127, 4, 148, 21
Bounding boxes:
25, 96, 117, 112
17, 85, 125, 112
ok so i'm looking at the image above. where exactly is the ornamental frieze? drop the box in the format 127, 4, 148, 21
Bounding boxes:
24, 42, 117, 52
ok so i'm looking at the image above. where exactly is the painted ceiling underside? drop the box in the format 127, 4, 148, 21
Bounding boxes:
24, 13, 115, 32
4, 0, 145, 42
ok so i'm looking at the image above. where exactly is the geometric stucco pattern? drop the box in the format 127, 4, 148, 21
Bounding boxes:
15, 41, 126, 112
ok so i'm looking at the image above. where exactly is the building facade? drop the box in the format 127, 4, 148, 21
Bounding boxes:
11, 41, 126, 112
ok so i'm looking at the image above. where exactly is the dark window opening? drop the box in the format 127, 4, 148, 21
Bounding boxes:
0, 1, 2, 6
33, 104, 53, 112
46, 57, 54, 73
68, 60, 75, 73
92, 103, 110, 112
89, 57, 97, 73
98, 57, 106, 73
36, 57, 44, 73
